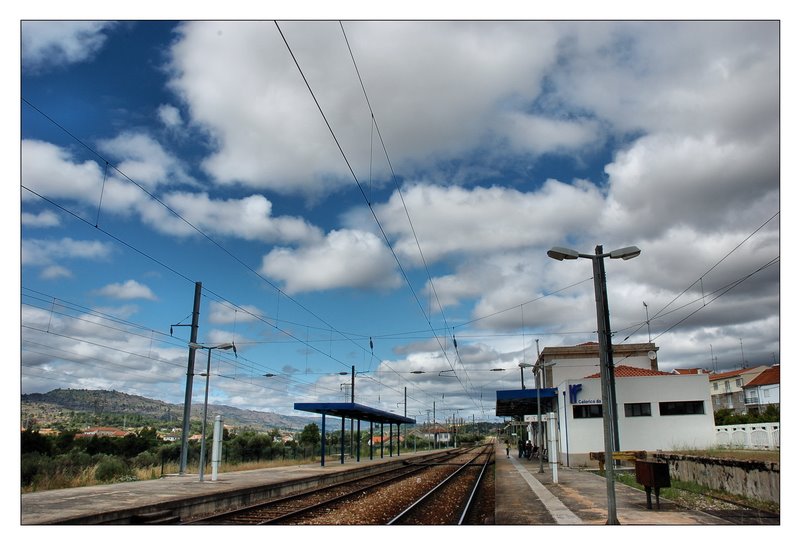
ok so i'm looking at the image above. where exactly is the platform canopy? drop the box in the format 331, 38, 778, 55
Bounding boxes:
294, 402, 416, 425
495, 388, 557, 417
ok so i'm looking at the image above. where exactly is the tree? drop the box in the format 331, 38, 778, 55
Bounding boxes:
298, 423, 320, 447
21, 428, 53, 456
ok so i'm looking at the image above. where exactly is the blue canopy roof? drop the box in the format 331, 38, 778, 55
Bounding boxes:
294, 402, 416, 425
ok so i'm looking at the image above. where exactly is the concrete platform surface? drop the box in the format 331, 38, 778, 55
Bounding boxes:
494, 443, 728, 525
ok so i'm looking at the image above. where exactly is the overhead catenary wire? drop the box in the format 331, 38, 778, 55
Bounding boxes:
337, 21, 484, 405
21, 99, 442, 410
617, 212, 779, 343
274, 22, 470, 409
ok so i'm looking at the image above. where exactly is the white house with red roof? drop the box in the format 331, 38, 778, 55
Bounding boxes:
742, 365, 780, 415
554, 365, 716, 466
708, 365, 769, 414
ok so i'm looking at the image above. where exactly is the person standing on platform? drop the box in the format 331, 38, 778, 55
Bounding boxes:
518, 438, 524, 458
505, 440, 510, 458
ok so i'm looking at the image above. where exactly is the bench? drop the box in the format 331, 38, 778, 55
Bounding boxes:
589, 450, 647, 472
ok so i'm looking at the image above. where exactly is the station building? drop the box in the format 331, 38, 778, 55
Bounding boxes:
498, 341, 716, 467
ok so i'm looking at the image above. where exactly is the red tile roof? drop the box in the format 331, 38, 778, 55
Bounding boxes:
746, 366, 779, 387
709, 366, 765, 381
672, 367, 710, 375
584, 365, 672, 379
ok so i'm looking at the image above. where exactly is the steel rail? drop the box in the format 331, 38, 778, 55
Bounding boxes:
387, 445, 491, 525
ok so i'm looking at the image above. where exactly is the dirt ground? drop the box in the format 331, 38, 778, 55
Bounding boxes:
664, 449, 779, 463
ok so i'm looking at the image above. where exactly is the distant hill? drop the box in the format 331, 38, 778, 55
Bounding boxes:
21, 389, 316, 432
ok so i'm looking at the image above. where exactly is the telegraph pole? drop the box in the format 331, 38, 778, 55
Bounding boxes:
179, 282, 202, 475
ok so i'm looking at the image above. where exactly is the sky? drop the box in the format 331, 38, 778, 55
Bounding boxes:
14, 11, 788, 426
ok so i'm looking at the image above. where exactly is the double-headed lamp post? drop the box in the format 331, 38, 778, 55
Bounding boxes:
547, 244, 641, 525
189, 342, 236, 482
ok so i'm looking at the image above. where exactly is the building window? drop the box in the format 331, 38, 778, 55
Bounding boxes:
573, 404, 603, 419
659, 401, 705, 416
736, 378, 743, 387
624, 402, 652, 417
713, 383, 718, 391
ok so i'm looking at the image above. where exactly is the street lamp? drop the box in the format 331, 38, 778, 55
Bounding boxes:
547, 244, 640, 525
189, 342, 236, 482
518, 362, 535, 389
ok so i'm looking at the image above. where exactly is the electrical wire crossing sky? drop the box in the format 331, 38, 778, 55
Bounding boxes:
18, 19, 781, 422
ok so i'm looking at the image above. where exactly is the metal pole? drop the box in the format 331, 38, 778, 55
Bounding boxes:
321, 414, 326, 467
356, 419, 361, 462
563, 390, 570, 467
433, 401, 436, 449
211, 415, 222, 481
340, 416, 345, 464
350, 365, 355, 458
198, 348, 212, 482
591, 245, 618, 525
535, 340, 543, 473
179, 281, 201, 475
537, 365, 544, 473
596, 247, 620, 453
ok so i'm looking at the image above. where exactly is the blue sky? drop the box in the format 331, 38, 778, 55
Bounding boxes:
16, 16, 784, 423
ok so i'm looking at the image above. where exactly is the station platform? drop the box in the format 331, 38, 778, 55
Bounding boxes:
493, 442, 727, 525
20, 443, 730, 526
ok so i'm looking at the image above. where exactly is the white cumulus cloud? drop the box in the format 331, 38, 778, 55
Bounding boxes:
261, 229, 402, 294
96, 280, 158, 301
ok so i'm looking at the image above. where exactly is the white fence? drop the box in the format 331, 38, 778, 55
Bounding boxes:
715, 422, 780, 450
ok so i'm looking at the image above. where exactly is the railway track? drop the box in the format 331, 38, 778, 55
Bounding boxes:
388, 445, 494, 525
187, 448, 478, 524
188, 445, 494, 525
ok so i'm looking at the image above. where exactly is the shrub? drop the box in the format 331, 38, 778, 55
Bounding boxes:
94, 455, 132, 482
21, 452, 51, 487
132, 451, 159, 468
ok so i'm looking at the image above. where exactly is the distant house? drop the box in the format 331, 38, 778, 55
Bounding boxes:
74, 426, 129, 439
742, 365, 780, 415
708, 366, 769, 414
415, 425, 451, 445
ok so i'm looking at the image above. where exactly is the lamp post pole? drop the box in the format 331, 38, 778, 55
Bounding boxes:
191, 342, 235, 482
592, 245, 620, 454
198, 348, 213, 483
590, 245, 619, 524
547, 243, 640, 525
535, 340, 543, 473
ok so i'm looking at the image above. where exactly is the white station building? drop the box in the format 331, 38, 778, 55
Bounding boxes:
497, 342, 716, 467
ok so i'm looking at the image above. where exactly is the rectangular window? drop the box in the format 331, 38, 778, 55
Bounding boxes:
736, 378, 743, 387
659, 401, 705, 416
713, 383, 718, 391
573, 404, 603, 419
624, 402, 652, 417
